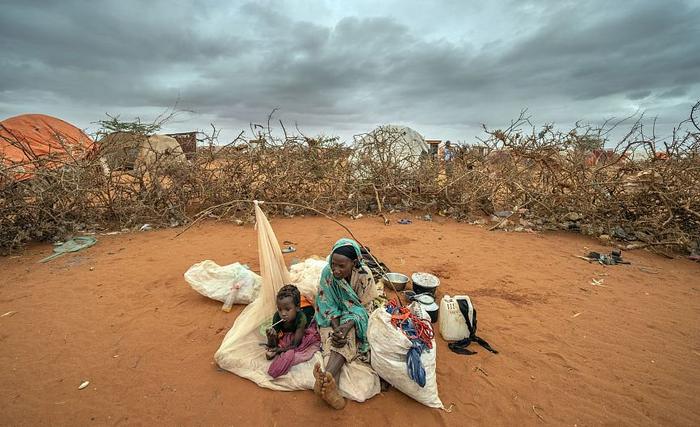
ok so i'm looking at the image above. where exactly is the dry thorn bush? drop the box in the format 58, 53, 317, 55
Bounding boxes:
1, 103, 698, 256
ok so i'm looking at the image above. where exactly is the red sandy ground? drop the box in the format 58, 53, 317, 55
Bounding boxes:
1, 215, 699, 426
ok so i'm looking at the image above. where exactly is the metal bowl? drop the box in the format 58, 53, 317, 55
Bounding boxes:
383, 272, 409, 291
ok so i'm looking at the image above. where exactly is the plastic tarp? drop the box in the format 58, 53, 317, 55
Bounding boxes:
0, 114, 94, 180
214, 202, 380, 401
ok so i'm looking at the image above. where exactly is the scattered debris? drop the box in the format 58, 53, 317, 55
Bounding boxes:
281, 246, 296, 253
590, 278, 606, 287
352, 213, 364, 220
398, 219, 412, 225
139, 224, 152, 232
492, 219, 513, 231
532, 405, 545, 422
282, 240, 297, 245
579, 250, 630, 265
572, 312, 582, 318
422, 214, 432, 221
78, 380, 90, 390
563, 212, 583, 221
495, 210, 513, 218
1, 311, 17, 318
234, 219, 244, 226
474, 366, 489, 376
39, 236, 97, 263
611, 226, 629, 240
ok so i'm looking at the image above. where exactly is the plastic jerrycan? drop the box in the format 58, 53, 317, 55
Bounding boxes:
439, 294, 470, 341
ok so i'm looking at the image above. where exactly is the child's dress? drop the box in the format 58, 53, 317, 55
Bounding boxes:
268, 296, 321, 378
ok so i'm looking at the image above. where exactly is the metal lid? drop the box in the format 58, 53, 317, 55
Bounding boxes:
411, 272, 440, 288
414, 293, 435, 304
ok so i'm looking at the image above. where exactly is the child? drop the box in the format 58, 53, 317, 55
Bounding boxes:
265, 284, 321, 378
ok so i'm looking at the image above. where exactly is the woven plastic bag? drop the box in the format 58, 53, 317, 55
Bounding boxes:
368, 303, 444, 408
184, 260, 261, 304
288, 257, 327, 304
214, 202, 380, 401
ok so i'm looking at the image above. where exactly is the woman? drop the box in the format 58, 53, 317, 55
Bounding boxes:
313, 238, 384, 409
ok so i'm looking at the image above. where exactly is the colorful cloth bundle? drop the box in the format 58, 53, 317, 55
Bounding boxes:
385, 299, 434, 387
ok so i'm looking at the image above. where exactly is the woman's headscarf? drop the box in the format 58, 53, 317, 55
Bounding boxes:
315, 238, 369, 352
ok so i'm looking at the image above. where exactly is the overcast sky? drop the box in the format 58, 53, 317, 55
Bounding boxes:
1, 0, 698, 144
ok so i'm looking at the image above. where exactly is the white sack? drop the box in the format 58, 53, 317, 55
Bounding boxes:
289, 257, 327, 304
184, 260, 261, 304
368, 305, 443, 408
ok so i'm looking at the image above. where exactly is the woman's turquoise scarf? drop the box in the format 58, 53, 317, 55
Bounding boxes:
315, 238, 370, 353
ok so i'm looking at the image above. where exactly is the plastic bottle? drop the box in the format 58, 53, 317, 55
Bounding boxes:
222, 280, 243, 312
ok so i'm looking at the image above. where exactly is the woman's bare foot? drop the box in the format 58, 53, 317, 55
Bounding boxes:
313, 363, 325, 395
320, 372, 346, 409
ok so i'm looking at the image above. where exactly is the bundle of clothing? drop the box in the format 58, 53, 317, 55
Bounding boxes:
385, 299, 434, 387
359, 246, 391, 280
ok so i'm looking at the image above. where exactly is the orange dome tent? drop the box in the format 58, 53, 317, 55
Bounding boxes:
0, 114, 94, 180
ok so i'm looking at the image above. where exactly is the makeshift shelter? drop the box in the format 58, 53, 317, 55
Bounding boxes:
98, 132, 185, 172
0, 114, 94, 180
354, 125, 429, 166
214, 202, 381, 401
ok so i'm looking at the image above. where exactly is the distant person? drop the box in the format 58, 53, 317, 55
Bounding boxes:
443, 141, 454, 162
265, 285, 320, 378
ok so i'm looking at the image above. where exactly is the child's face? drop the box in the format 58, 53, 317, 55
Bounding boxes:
276, 296, 298, 322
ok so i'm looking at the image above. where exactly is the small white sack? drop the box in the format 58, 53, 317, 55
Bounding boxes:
289, 257, 327, 304
184, 260, 262, 305
368, 305, 443, 408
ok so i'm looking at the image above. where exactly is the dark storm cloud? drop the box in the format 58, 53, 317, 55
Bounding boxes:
0, 0, 698, 141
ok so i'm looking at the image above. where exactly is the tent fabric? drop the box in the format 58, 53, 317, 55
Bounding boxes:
98, 132, 185, 171
0, 114, 94, 179
214, 202, 380, 401
354, 125, 429, 165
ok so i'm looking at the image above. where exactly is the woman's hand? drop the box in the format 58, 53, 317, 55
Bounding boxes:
266, 328, 276, 340
330, 333, 347, 348
330, 321, 353, 347
335, 321, 354, 338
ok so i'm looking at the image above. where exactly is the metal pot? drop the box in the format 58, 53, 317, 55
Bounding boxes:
383, 272, 409, 292
414, 294, 439, 323
411, 272, 440, 296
